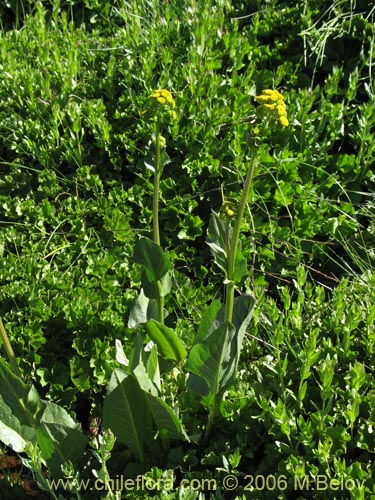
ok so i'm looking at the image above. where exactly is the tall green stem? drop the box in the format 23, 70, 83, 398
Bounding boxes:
153, 121, 161, 247
0, 316, 22, 378
204, 396, 220, 443
152, 121, 164, 324
224, 149, 257, 323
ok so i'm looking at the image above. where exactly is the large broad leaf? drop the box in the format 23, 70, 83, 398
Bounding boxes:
186, 294, 255, 399
0, 358, 44, 452
128, 333, 160, 396
36, 401, 88, 478
212, 294, 255, 357
146, 393, 189, 442
0, 397, 36, 453
127, 289, 159, 327
0, 359, 87, 476
206, 211, 230, 278
206, 211, 247, 284
132, 238, 172, 299
141, 271, 172, 300
0, 358, 44, 426
103, 367, 188, 461
232, 294, 255, 358
194, 300, 222, 344
103, 369, 151, 462
133, 237, 171, 283
186, 322, 237, 397
145, 320, 187, 363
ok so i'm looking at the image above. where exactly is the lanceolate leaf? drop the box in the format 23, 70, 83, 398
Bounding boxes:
145, 320, 187, 363
127, 289, 159, 327
36, 401, 88, 478
0, 358, 44, 429
206, 211, 247, 284
145, 393, 189, 442
0, 359, 87, 475
186, 294, 255, 400
132, 237, 171, 282
212, 294, 255, 364
103, 369, 149, 462
103, 367, 189, 460
206, 211, 230, 278
194, 300, 222, 344
232, 294, 255, 358
186, 322, 237, 397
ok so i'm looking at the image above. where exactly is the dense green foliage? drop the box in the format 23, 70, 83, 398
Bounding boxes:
1, 0, 375, 498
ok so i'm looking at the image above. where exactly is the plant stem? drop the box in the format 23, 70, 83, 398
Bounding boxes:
153, 121, 161, 246
157, 282, 165, 325
205, 395, 219, 442
152, 121, 165, 324
0, 316, 22, 378
224, 149, 257, 323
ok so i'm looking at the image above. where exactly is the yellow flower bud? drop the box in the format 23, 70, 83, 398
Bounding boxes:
220, 200, 238, 221
146, 88, 177, 123
256, 89, 289, 128
276, 102, 287, 116
263, 103, 277, 110
149, 89, 176, 109
279, 116, 289, 127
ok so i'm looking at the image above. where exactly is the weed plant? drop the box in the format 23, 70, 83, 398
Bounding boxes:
0, 0, 375, 498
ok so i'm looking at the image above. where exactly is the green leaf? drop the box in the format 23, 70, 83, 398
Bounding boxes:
0, 359, 87, 477
206, 211, 230, 278
103, 369, 150, 462
0, 359, 44, 426
232, 294, 256, 359
146, 393, 189, 442
0, 400, 35, 453
146, 344, 161, 392
132, 238, 172, 299
103, 366, 188, 459
206, 211, 247, 283
186, 321, 237, 397
128, 289, 159, 327
186, 295, 254, 399
103, 207, 130, 242
36, 401, 88, 478
186, 373, 209, 397
0, 358, 44, 452
145, 320, 187, 363
141, 271, 172, 300
194, 300, 222, 344
129, 334, 160, 395
133, 237, 171, 282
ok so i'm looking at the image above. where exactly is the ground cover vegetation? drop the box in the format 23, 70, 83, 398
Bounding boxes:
0, 0, 375, 498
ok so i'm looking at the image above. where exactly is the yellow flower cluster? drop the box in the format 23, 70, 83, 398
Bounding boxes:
255, 89, 289, 127
149, 89, 175, 107
220, 199, 238, 221
148, 89, 177, 120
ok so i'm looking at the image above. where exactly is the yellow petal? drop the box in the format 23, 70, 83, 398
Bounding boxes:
279, 116, 289, 127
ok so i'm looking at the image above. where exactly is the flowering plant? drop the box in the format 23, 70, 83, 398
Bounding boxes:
255, 88, 289, 127
146, 88, 177, 122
